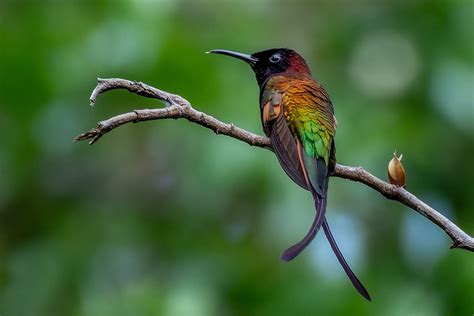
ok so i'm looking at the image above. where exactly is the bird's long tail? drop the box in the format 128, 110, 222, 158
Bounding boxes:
281, 193, 371, 301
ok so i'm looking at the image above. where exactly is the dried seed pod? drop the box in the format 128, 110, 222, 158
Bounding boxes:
388, 152, 406, 187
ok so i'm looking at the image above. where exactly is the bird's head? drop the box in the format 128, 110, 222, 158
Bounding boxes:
208, 48, 311, 87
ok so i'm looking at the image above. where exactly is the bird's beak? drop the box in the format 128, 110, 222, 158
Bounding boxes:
207, 49, 258, 66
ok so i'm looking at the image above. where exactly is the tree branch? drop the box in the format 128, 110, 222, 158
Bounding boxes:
75, 78, 474, 252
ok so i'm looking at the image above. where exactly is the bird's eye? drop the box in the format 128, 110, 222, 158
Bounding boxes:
269, 53, 282, 63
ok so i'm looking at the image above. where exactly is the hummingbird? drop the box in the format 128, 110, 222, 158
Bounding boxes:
208, 48, 371, 301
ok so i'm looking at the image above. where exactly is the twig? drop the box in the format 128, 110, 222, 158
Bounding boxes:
75, 78, 474, 252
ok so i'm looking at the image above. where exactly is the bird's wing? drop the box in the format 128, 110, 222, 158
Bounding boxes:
260, 77, 307, 189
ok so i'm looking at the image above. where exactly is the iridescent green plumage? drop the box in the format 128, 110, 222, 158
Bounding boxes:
284, 80, 335, 165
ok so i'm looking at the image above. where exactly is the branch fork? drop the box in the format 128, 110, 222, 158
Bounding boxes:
75, 78, 474, 252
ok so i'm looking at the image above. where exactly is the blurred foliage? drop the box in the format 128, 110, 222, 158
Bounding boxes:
0, 0, 473, 315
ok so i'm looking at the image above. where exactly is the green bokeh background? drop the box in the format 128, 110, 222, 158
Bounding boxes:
1, 1, 473, 315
